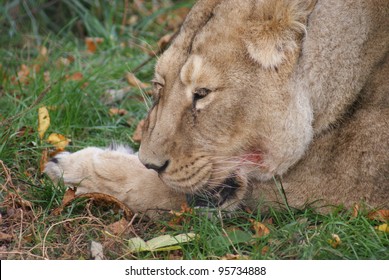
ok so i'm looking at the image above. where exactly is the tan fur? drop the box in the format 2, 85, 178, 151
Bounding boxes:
45, 0, 389, 214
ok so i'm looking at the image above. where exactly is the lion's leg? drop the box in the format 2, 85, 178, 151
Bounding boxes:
44, 147, 184, 214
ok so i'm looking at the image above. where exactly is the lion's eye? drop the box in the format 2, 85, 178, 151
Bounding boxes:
193, 88, 211, 102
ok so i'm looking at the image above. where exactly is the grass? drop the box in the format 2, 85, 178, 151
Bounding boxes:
0, 0, 388, 260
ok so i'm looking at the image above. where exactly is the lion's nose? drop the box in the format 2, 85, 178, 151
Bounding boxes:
144, 160, 169, 173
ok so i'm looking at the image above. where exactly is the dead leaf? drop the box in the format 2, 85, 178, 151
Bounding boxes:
328, 233, 341, 248
132, 119, 145, 143
126, 72, 151, 90
368, 210, 389, 222
107, 218, 129, 235
66, 72, 83, 81
46, 133, 71, 151
52, 192, 133, 220
250, 219, 270, 238
38, 107, 50, 139
170, 203, 193, 217
168, 203, 194, 227
17, 64, 30, 84
109, 108, 128, 116
62, 188, 76, 205
352, 203, 359, 218
39, 149, 49, 173
85, 37, 104, 53
90, 241, 104, 260
0, 232, 13, 241
127, 233, 196, 253
261, 246, 270, 255
168, 202, 193, 228
375, 223, 389, 233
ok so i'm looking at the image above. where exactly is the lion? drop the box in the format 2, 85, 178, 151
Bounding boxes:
44, 0, 389, 216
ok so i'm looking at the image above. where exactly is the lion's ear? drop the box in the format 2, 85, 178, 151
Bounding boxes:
245, 0, 316, 69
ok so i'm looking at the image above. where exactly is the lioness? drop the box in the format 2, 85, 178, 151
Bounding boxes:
45, 0, 389, 215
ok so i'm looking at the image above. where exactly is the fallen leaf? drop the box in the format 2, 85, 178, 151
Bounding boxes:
375, 224, 389, 233
352, 203, 359, 218
16, 64, 30, 84
261, 246, 270, 255
132, 119, 145, 143
66, 72, 83, 81
127, 233, 196, 253
85, 37, 104, 53
168, 203, 194, 227
109, 108, 128, 116
51, 192, 133, 220
169, 203, 193, 217
39, 148, 49, 173
126, 72, 151, 90
107, 218, 129, 235
0, 232, 13, 241
62, 188, 76, 205
250, 219, 270, 238
328, 233, 341, 248
38, 107, 50, 139
90, 241, 104, 260
46, 133, 71, 151
368, 210, 389, 222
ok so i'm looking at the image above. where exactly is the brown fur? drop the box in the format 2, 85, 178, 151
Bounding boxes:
45, 0, 389, 214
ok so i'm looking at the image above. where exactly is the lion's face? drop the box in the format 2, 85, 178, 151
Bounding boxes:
139, 0, 316, 209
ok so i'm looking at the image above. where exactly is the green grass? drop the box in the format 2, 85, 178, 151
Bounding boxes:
0, 0, 388, 260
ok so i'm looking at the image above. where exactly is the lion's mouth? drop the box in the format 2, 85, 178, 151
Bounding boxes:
185, 175, 241, 208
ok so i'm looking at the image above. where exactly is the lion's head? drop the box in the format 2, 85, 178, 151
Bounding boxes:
139, 0, 317, 210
